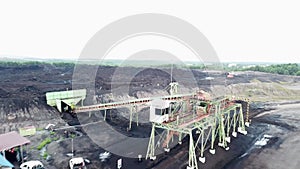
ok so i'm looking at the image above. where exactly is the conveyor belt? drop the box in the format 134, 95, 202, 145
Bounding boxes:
74, 93, 195, 113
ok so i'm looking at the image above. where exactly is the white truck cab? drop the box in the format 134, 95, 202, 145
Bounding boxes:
69, 157, 86, 169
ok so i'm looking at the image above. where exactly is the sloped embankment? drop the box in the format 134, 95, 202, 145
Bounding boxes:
211, 79, 300, 102
0, 97, 65, 134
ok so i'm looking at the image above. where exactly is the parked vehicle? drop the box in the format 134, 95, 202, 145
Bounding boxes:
69, 157, 86, 169
20, 160, 44, 169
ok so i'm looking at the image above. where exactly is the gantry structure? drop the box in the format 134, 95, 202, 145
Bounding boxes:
145, 93, 249, 169
47, 87, 250, 169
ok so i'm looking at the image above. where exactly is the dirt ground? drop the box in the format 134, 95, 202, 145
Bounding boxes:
226, 103, 300, 169
1, 63, 300, 169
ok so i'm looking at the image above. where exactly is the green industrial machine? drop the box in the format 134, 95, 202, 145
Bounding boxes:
46, 89, 86, 112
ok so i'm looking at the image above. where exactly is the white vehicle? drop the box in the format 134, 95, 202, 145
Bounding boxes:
20, 160, 44, 169
69, 157, 86, 169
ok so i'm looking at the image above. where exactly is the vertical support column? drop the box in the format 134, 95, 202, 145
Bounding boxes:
238, 105, 243, 128
232, 109, 237, 137
104, 109, 107, 121
187, 131, 198, 169
146, 124, 156, 160
210, 117, 216, 154
218, 114, 224, 147
129, 105, 138, 130
218, 106, 228, 150
164, 130, 170, 152
169, 82, 178, 95
210, 105, 217, 155
225, 112, 231, 143
245, 99, 250, 127
129, 108, 133, 131
134, 105, 139, 127
218, 113, 222, 145
199, 129, 205, 163
217, 104, 222, 145
174, 83, 178, 94
237, 105, 247, 135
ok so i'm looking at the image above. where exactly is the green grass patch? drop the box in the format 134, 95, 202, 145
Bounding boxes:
36, 127, 44, 131
43, 151, 48, 160
37, 138, 52, 150
52, 137, 59, 141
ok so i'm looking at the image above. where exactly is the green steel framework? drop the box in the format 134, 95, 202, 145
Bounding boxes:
70, 89, 250, 168
145, 97, 248, 169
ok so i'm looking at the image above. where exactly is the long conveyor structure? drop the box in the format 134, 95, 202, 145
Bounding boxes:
72, 91, 250, 169
73, 93, 196, 130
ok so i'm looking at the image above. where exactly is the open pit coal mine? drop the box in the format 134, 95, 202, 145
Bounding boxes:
1, 63, 300, 169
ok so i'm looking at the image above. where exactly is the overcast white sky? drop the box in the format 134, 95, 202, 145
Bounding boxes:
0, 0, 300, 63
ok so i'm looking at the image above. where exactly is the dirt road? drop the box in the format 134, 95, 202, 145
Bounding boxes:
227, 103, 300, 169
